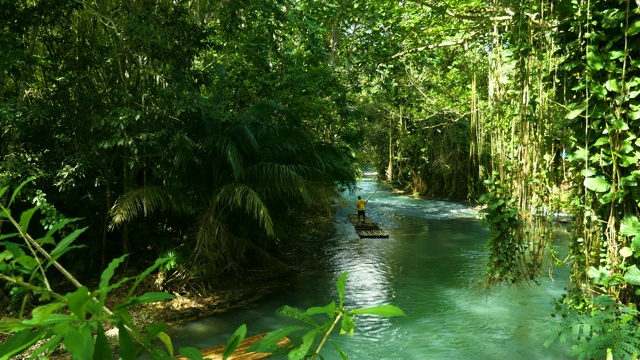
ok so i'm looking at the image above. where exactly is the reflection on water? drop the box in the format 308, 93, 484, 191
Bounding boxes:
168, 176, 573, 359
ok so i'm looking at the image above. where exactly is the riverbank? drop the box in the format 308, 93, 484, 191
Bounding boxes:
2, 210, 336, 359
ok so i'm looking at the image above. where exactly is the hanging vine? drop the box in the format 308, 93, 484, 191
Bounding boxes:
478, 0, 563, 286
559, 0, 640, 306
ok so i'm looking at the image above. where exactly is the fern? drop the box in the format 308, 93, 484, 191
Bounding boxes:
548, 295, 640, 359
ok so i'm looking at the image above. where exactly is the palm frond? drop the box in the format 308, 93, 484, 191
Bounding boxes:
193, 206, 290, 278
168, 132, 198, 170
109, 185, 190, 227
215, 183, 275, 237
244, 162, 314, 207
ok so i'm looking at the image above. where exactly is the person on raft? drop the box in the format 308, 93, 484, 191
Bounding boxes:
356, 196, 368, 223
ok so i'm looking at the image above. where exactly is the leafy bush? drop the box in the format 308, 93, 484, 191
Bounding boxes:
1, 182, 404, 360
547, 295, 640, 360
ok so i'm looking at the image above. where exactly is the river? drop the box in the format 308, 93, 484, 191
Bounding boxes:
168, 175, 573, 359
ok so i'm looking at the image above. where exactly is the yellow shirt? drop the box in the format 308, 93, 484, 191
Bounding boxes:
357, 199, 367, 211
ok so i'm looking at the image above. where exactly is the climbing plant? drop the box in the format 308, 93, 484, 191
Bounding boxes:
558, 0, 640, 306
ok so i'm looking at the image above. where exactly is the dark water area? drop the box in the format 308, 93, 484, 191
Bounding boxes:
167, 175, 573, 359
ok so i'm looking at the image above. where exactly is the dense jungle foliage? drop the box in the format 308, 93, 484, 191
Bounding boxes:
2, 0, 640, 357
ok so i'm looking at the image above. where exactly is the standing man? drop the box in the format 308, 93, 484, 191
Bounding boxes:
356, 196, 368, 223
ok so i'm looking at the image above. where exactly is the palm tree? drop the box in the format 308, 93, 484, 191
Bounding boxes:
110, 101, 358, 281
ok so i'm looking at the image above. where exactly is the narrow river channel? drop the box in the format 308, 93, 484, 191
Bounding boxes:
168, 174, 573, 359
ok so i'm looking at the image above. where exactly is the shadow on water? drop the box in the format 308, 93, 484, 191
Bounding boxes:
167, 175, 573, 359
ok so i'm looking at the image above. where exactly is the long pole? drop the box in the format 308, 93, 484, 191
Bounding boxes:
365, 189, 379, 202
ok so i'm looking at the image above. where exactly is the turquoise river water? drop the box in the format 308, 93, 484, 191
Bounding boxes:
167, 175, 574, 360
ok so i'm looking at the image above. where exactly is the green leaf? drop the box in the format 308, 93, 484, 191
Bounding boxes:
611, 118, 628, 131
44, 217, 82, 239
118, 322, 138, 360
288, 329, 317, 360
26, 333, 64, 360
336, 272, 348, 308
0, 233, 19, 241
609, 50, 625, 60
605, 78, 621, 93
588, 266, 609, 285
156, 332, 174, 358
305, 302, 336, 318
349, 304, 406, 317
9, 177, 36, 207
594, 137, 609, 146
29, 302, 68, 325
63, 325, 94, 360
0, 186, 8, 204
223, 324, 247, 360
584, 176, 611, 192
340, 314, 355, 336
178, 347, 204, 360
2, 241, 24, 258
628, 19, 640, 36
0, 329, 46, 360
94, 326, 113, 360
115, 292, 174, 311
587, 49, 605, 70
632, 236, 640, 257
623, 265, 640, 285
248, 326, 308, 353
620, 215, 640, 237
65, 286, 91, 320
19, 206, 39, 233
22, 313, 77, 327
97, 255, 128, 306
50, 227, 88, 261
126, 257, 170, 298
144, 322, 168, 341
277, 305, 319, 326
620, 247, 633, 258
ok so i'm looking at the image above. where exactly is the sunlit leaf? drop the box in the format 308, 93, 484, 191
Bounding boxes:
588, 266, 609, 285
339, 314, 355, 336
350, 304, 406, 317
63, 325, 94, 360
620, 247, 633, 258
624, 265, 640, 285
156, 332, 173, 358
305, 302, 336, 318
223, 324, 247, 360
336, 272, 348, 308
178, 347, 204, 360
628, 19, 640, 36
620, 215, 640, 237
587, 48, 605, 70
584, 177, 611, 192
248, 326, 308, 353
0, 329, 46, 360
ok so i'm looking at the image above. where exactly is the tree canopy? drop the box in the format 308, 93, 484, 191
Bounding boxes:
2, 0, 640, 323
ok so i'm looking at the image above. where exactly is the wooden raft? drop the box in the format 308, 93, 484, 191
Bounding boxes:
348, 214, 389, 238
175, 333, 291, 360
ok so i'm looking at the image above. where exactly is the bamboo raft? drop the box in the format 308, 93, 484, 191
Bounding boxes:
175, 333, 291, 360
348, 214, 389, 238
